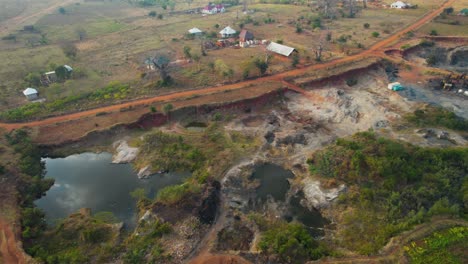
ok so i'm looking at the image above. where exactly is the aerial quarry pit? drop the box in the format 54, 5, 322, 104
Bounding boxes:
0, 0, 467, 263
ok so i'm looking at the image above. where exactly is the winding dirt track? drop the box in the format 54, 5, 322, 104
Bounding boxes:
0, 0, 455, 132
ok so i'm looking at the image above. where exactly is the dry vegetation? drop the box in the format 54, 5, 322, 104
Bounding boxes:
0, 0, 456, 117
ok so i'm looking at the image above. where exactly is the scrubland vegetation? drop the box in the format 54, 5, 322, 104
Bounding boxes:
308, 131, 467, 254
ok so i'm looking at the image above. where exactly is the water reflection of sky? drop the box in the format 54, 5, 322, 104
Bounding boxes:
36, 152, 186, 226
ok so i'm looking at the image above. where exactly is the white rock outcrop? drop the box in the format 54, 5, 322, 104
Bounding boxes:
302, 178, 346, 209
112, 140, 139, 163
137, 166, 153, 179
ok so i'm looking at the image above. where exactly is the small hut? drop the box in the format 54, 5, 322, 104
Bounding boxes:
219, 26, 236, 38
23, 88, 38, 100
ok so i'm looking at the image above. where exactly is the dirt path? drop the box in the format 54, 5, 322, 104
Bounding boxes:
0, 219, 27, 264
0, 0, 454, 132
0, 0, 78, 36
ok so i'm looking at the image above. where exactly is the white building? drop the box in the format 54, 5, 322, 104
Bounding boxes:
391, 1, 410, 9
188, 27, 203, 35
23, 88, 38, 101
266, 42, 296, 57
219, 26, 236, 38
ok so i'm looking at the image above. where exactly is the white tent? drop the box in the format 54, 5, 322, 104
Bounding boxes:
219, 26, 236, 37
188, 27, 203, 34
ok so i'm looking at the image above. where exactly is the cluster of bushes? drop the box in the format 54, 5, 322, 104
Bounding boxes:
404, 106, 468, 131
258, 222, 328, 263
308, 132, 467, 254
5, 130, 54, 240
0, 82, 129, 122
26, 211, 120, 263
405, 226, 467, 263
123, 219, 172, 263
140, 131, 206, 172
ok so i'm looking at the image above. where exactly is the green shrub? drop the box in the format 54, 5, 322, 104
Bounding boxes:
363, 23, 370, 29
156, 182, 201, 204
404, 106, 468, 131
346, 78, 358, 86
371, 31, 380, 38
405, 227, 467, 264
259, 222, 326, 263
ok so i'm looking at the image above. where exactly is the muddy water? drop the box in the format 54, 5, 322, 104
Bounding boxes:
251, 163, 327, 235
36, 152, 187, 227
251, 163, 294, 202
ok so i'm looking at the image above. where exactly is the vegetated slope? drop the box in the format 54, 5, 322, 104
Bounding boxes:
405, 226, 468, 263
307, 131, 467, 255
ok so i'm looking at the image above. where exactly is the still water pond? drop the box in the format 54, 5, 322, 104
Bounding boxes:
36, 152, 187, 226
251, 163, 329, 236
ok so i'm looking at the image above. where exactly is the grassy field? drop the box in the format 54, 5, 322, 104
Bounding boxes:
0, 0, 456, 117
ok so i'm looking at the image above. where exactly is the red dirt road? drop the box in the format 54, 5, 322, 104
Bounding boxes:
0, 0, 455, 132
0, 219, 28, 264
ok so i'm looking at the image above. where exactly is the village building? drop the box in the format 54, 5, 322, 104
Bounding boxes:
64, 65, 73, 72
188, 27, 203, 35
390, 1, 411, 9
266, 42, 297, 57
239, 29, 254, 43
23, 88, 38, 100
202, 4, 225, 15
387, 82, 404, 91
458, 8, 468, 16
44, 71, 57, 82
219, 26, 236, 38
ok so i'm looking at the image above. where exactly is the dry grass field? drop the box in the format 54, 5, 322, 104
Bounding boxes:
0, 0, 463, 116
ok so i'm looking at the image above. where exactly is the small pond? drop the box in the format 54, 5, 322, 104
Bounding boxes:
35, 152, 187, 227
251, 163, 328, 236
251, 163, 294, 202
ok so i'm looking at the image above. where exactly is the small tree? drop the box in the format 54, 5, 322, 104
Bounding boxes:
163, 104, 174, 120
58, 7, 66, 14
429, 29, 438, 36
192, 53, 201, 71
291, 52, 300, 67
295, 24, 303, 34
153, 55, 171, 84
157, 14, 163, 19
208, 61, 215, 72
363, 23, 370, 29
61, 42, 78, 58
371, 31, 380, 38
55, 65, 72, 81
149, 11, 157, 17
314, 43, 324, 61
214, 24, 220, 29
426, 54, 437, 66
183, 46, 192, 59
254, 58, 269, 75
443, 7, 454, 15
76, 27, 87, 41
